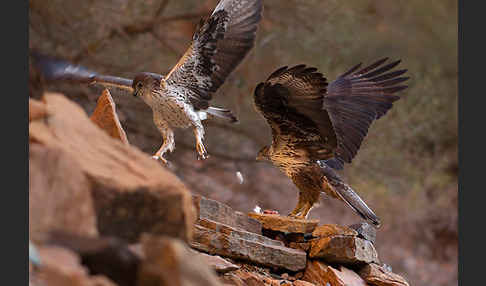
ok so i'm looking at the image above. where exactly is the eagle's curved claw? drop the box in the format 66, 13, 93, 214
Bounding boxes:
196, 141, 209, 160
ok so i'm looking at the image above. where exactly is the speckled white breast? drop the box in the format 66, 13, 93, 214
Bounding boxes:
149, 87, 201, 128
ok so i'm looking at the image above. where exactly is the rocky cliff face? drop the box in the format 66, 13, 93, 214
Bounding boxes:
29, 91, 409, 286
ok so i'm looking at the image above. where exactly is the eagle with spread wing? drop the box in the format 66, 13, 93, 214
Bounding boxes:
254, 58, 409, 226
33, 0, 263, 164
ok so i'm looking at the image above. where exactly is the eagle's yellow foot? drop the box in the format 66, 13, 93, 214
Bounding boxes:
196, 141, 209, 160
152, 154, 170, 166
288, 203, 312, 220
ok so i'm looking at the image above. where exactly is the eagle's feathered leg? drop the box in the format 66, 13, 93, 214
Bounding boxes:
288, 188, 321, 219
153, 119, 175, 164
193, 124, 209, 160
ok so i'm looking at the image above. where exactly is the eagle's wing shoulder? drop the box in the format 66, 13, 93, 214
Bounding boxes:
324, 58, 409, 166
253, 65, 334, 160
166, 0, 263, 110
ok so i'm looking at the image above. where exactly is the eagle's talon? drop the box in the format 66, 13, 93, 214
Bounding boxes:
197, 152, 209, 160
152, 154, 170, 166
196, 141, 209, 160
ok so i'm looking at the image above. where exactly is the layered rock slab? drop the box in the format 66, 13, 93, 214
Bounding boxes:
309, 235, 379, 265
303, 260, 368, 286
248, 213, 318, 234
193, 195, 262, 234
358, 263, 410, 286
191, 221, 306, 272
29, 94, 196, 243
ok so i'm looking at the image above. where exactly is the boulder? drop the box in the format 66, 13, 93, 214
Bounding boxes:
358, 263, 410, 286
46, 231, 141, 286
137, 234, 223, 286
247, 213, 318, 234
89, 89, 129, 145
303, 260, 367, 286
35, 245, 117, 286
192, 250, 240, 274
349, 222, 377, 244
29, 98, 48, 122
29, 93, 196, 242
29, 142, 98, 243
312, 224, 358, 238
193, 195, 262, 234
309, 235, 379, 265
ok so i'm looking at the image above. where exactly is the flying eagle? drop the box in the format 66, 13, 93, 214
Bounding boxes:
254, 58, 409, 226
33, 0, 263, 164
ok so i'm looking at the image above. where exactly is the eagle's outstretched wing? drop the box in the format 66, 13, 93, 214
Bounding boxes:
253, 65, 334, 161
254, 59, 409, 169
31, 52, 134, 92
324, 58, 409, 168
166, 0, 263, 110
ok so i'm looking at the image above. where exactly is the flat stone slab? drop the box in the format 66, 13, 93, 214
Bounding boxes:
309, 235, 379, 265
194, 195, 262, 234
191, 222, 307, 272
191, 250, 240, 274
349, 222, 377, 244
196, 218, 284, 247
303, 260, 367, 286
358, 263, 410, 286
248, 213, 319, 234
312, 224, 358, 238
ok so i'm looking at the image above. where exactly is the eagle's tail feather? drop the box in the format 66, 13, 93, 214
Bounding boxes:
206, 107, 239, 123
319, 161, 381, 227
333, 183, 381, 227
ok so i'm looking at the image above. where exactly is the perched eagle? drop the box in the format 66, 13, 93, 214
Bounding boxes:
254, 58, 409, 226
32, 0, 263, 164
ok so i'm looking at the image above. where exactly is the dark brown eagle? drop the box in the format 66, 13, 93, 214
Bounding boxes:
32, 0, 263, 164
254, 58, 409, 226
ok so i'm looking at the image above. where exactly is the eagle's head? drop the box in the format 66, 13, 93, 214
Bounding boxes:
256, 145, 271, 161
132, 72, 165, 105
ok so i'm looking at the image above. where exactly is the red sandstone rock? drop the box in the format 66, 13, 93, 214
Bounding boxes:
35, 245, 117, 286
358, 263, 410, 286
29, 98, 48, 122
312, 224, 358, 238
247, 213, 318, 234
191, 249, 240, 274
191, 222, 307, 272
303, 260, 367, 286
193, 195, 262, 234
137, 234, 223, 286
29, 93, 196, 243
90, 89, 129, 145
29, 143, 98, 243
309, 235, 379, 265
